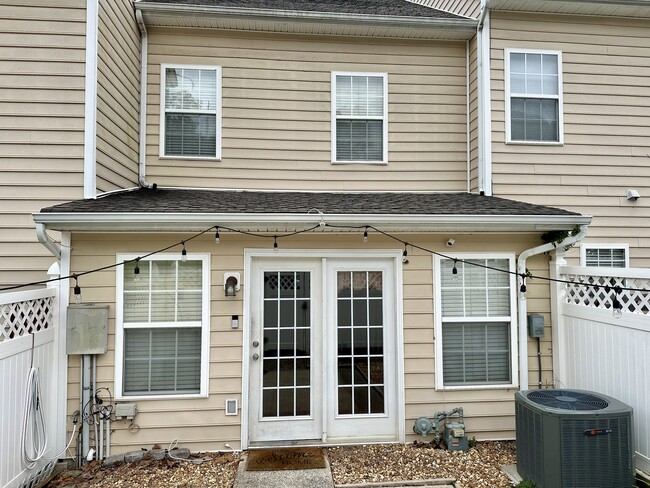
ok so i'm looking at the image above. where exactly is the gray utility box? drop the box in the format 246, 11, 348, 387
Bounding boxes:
527, 313, 545, 338
67, 304, 109, 355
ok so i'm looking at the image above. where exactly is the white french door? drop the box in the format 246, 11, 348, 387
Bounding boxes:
247, 255, 399, 445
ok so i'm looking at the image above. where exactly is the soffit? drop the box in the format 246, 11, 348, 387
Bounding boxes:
488, 0, 650, 19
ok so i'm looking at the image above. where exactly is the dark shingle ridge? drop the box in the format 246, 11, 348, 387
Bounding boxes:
41, 188, 580, 217
140, 0, 464, 20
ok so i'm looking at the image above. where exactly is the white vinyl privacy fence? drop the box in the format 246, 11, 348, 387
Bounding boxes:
0, 281, 65, 488
553, 263, 650, 474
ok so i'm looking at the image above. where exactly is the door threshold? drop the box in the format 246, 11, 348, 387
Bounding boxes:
248, 439, 323, 450
248, 436, 399, 450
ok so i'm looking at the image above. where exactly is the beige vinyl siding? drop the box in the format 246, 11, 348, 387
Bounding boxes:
95, 0, 139, 192
0, 1, 86, 288
408, 0, 481, 19
468, 36, 479, 192
491, 12, 650, 266
145, 30, 468, 192
67, 231, 550, 452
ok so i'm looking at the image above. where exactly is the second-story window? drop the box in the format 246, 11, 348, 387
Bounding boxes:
506, 50, 563, 144
332, 72, 387, 164
161, 65, 221, 159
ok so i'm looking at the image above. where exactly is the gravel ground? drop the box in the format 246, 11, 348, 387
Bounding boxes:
45, 442, 516, 488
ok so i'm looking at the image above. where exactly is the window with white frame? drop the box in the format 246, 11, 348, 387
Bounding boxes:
581, 244, 628, 268
435, 256, 517, 388
506, 50, 562, 143
116, 254, 210, 398
161, 65, 221, 159
332, 72, 387, 163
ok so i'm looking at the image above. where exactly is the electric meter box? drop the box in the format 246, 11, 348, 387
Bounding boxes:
527, 313, 545, 338
67, 304, 109, 354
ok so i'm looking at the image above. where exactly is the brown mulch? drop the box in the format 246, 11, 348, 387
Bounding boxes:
45, 442, 516, 488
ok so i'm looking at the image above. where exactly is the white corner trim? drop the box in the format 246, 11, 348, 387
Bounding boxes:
83, 0, 99, 199
477, 10, 492, 196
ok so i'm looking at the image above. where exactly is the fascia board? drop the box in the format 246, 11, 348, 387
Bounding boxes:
135, 2, 477, 37
487, 0, 650, 15
33, 212, 592, 233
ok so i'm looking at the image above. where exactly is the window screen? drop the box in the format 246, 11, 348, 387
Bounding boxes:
439, 258, 513, 386
164, 67, 218, 158
121, 259, 204, 396
334, 74, 385, 162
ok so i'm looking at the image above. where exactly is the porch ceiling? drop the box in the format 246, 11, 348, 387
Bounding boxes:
34, 188, 591, 233
135, 0, 477, 40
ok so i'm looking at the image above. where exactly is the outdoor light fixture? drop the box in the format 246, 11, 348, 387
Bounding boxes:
224, 272, 240, 297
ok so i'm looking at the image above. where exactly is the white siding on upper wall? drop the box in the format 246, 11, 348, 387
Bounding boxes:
145, 29, 469, 192
96, 0, 139, 192
0, 0, 86, 288
408, 0, 481, 19
490, 12, 650, 266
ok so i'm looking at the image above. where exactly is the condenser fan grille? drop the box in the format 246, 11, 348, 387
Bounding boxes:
526, 389, 609, 410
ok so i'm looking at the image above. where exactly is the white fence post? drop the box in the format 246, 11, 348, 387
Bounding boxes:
47, 262, 67, 456
549, 249, 567, 388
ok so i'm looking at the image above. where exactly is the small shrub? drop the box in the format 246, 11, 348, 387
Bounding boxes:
468, 436, 478, 448
515, 481, 537, 488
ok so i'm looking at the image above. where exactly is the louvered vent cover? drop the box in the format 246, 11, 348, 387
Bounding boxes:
526, 389, 609, 410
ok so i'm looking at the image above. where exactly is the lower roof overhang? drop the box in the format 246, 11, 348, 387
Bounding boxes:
487, 0, 650, 18
33, 211, 591, 234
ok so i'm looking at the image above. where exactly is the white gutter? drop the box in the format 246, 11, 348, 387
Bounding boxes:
516, 224, 588, 391
33, 211, 591, 233
83, 0, 99, 199
136, 10, 152, 189
476, 4, 492, 195
36, 223, 61, 259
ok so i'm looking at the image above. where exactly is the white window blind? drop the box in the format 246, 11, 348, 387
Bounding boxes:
334, 74, 386, 162
163, 66, 219, 158
121, 259, 204, 396
508, 51, 561, 142
439, 258, 513, 386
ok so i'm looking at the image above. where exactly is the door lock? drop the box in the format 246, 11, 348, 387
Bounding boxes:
252, 353, 260, 361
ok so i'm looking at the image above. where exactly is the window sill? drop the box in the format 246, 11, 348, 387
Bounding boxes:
505, 140, 563, 146
159, 155, 222, 162
436, 383, 518, 392
116, 392, 208, 401
331, 160, 388, 165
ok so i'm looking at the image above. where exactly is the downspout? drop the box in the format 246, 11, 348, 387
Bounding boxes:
466, 39, 470, 193
83, 0, 99, 199
136, 10, 153, 189
476, 2, 492, 195
516, 224, 587, 391
36, 223, 61, 260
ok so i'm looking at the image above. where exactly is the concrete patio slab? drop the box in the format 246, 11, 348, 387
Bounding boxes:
233, 453, 335, 488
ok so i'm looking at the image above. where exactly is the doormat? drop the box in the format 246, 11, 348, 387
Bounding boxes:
246, 447, 327, 471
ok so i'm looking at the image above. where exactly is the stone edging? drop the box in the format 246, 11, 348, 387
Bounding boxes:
335, 478, 456, 488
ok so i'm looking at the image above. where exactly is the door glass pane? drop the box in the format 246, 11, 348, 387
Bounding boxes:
337, 271, 385, 415
262, 271, 311, 418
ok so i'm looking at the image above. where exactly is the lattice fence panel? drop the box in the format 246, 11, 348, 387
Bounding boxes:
0, 296, 54, 343
564, 274, 650, 314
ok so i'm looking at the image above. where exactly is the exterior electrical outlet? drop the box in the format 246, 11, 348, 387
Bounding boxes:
114, 403, 137, 419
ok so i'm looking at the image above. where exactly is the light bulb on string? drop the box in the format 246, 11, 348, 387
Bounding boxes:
363, 227, 368, 243
402, 243, 409, 264
181, 241, 187, 262
452, 259, 459, 280
273, 237, 278, 254
215, 227, 220, 245
73, 275, 82, 304
612, 287, 623, 319
133, 258, 141, 282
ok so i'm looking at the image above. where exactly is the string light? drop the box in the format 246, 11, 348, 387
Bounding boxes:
612, 287, 623, 319
73, 275, 81, 304
363, 227, 368, 243
181, 241, 187, 262
273, 236, 278, 253
402, 243, 409, 264
520, 274, 527, 294
133, 258, 141, 282
452, 259, 458, 279
215, 227, 220, 245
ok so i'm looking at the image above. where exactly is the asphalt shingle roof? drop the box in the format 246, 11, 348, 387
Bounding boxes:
141, 0, 464, 19
40, 188, 580, 217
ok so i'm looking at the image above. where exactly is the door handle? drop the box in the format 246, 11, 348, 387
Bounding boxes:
252, 353, 260, 361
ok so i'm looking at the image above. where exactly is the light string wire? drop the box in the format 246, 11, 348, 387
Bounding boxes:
0, 222, 646, 295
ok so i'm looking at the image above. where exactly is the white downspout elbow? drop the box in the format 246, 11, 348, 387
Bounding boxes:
516, 224, 587, 391
36, 223, 62, 260
136, 10, 152, 189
